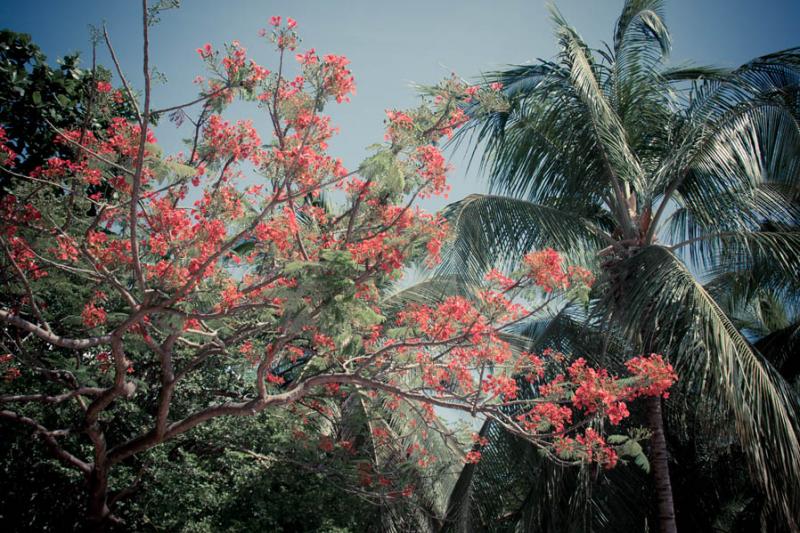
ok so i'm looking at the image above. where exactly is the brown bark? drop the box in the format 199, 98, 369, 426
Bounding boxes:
647, 396, 677, 533
86, 464, 111, 530
85, 425, 112, 531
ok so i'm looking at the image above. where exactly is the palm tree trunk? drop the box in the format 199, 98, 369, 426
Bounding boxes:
647, 396, 677, 533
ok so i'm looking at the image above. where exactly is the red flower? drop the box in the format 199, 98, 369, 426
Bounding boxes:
196, 43, 213, 59
0, 126, 17, 167
321, 54, 356, 103
485, 269, 516, 290
384, 110, 414, 142
266, 372, 286, 385
81, 302, 107, 328
567, 265, 595, 288
523, 248, 568, 292
413, 145, 451, 198
518, 402, 573, 433
576, 428, 618, 469
464, 450, 482, 464
625, 354, 677, 399
481, 374, 518, 400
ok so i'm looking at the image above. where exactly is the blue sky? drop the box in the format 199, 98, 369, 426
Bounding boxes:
2, 0, 799, 211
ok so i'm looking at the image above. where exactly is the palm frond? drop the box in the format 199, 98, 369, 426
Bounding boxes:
551, 6, 646, 197
381, 275, 474, 313
671, 230, 800, 287
613, 0, 671, 117
613, 0, 671, 61
653, 102, 800, 236
438, 194, 607, 285
661, 64, 732, 82
599, 244, 800, 521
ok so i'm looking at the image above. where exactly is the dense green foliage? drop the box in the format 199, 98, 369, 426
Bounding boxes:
1, 414, 384, 532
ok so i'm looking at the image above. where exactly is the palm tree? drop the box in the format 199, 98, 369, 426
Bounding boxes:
441, 1, 800, 530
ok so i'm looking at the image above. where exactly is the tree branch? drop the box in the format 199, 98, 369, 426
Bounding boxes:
0, 309, 111, 349
0, 410, 91, 473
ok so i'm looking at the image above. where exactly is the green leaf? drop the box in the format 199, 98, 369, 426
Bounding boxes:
233, 241, 255, 256
284, 260, 313, 274
634, 452, 650, 473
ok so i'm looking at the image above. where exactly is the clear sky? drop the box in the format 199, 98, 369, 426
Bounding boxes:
2, 0, 799, 212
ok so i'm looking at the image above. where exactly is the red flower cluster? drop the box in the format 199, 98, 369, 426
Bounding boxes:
98, 117, 157, 159
464, 450, 482, 464
321, 54, 356, 103
510, 353, 676, 467
0, 354, 21, 382
523, 248, 568, 292
0, 127, 16, 167
518, 402, 573, 433
0, 195, 45, 279
485, 269, 516, 291
30, 156, 102, 186
384, 110, 414, 142
413, 145, 451, 198
398, 296, 488, 343
569, 358, 629, 424
196, 43, 213, 59
567, 265, 595, 287
574, 428, 618, 469
481, 374, 519, 400
202, 115, 262, 164
81, 302, 107, 328
625, 354, 677, 399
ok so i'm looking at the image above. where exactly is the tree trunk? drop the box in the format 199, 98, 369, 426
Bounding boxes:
86, 464, 111, 531
86, 427, 112, 532
647, 396, 677, 533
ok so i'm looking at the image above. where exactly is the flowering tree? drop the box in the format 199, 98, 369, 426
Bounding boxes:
0, 5, 675, 528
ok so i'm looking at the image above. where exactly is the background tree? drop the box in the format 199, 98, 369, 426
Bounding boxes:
0, 29, 139, 182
